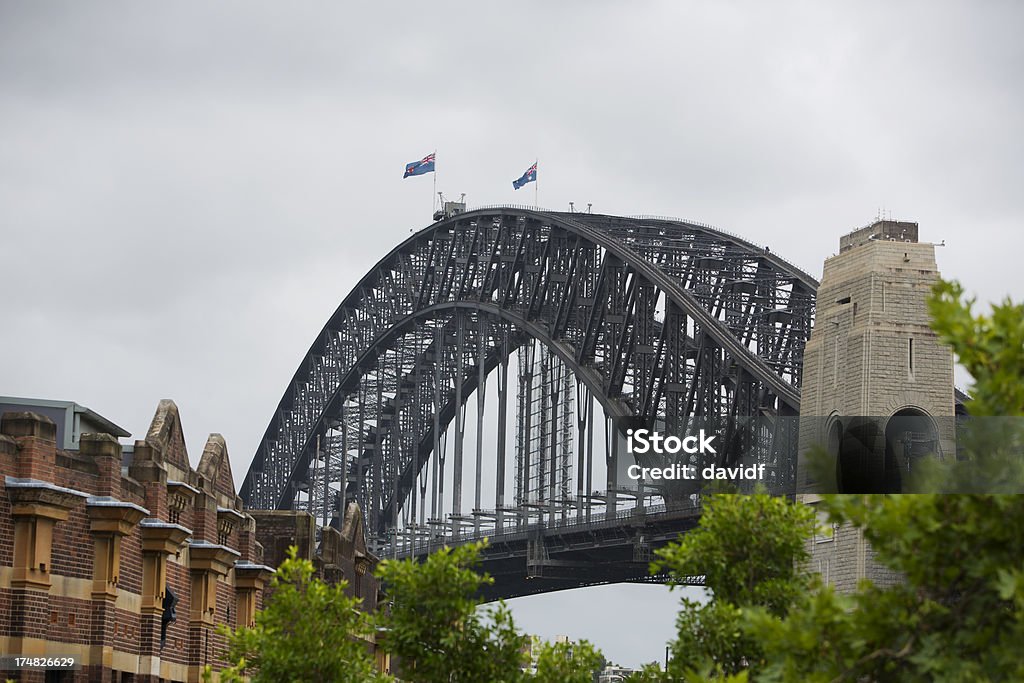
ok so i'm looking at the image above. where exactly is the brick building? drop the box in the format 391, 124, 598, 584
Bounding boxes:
0, 398, 275, 682
0, 397, 387, 682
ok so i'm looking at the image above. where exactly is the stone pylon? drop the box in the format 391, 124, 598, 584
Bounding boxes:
797, 219, 955, 590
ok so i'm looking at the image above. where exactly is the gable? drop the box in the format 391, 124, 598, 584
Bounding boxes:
341, 501, 368, 557
144, 399, 190, 472
197, 433, 237, 501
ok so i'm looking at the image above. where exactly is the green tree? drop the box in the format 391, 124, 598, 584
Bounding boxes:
928, 279, 1024, 418
533, 638, 605, 683
217, 547, 389, 683
912, 279, 1024, 493
650, 493, 816, 679
375, 540, 526, 682
624, 663, 749, 683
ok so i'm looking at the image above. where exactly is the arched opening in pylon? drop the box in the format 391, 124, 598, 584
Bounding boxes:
836, 417, 883, 493
883, 407, 939, 492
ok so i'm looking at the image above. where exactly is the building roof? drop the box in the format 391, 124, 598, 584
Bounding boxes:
0, 396, 130, 450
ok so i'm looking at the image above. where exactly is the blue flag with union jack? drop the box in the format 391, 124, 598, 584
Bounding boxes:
404, 152, 435, 178
512, 162, 537, 190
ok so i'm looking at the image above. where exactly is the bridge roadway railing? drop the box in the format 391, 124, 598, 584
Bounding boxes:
390, 497, 704, 559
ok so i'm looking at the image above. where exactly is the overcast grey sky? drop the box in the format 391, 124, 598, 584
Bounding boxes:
3, 0, 1023, 668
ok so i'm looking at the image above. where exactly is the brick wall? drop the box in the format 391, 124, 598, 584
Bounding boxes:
163, 555, 192, 666
50, 506, 93, 580
250, 510, 318, 568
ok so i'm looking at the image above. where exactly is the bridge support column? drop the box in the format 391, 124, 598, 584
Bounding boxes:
475, 325, 486, 536
452, 315, 465, 537
606, 416, 618, 519
432, 333, 442, 526
495, 335, 509, 534
576, 383, 588, 520
586, 397, 594, 523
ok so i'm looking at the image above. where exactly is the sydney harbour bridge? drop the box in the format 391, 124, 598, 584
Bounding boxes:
239, 207, 818, 598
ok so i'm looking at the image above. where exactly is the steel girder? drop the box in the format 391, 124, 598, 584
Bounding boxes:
240, 209, 818, 549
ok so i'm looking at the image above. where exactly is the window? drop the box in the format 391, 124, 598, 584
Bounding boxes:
814, 509, 836, 543
817, 558, 831, 584
833, 337, 839, 387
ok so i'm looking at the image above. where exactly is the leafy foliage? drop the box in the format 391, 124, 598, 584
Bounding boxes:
217, 546, 388, 683
651, 493, 815, 678
375, 540, 526, 682
625, 662, 749, 683
912, 279, 1024, 492
928, 279, 1024, 417
654, 493, 815, 613
533, 638, 606, 683
210, 539, 606, 682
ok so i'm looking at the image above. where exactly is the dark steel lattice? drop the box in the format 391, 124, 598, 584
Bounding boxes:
240, 209, 818, 572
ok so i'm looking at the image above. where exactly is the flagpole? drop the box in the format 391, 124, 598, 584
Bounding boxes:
534, 158, 538, 209
432, 149, 437, 217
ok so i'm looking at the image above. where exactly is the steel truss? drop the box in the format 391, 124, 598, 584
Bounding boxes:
240, 209, 818, 558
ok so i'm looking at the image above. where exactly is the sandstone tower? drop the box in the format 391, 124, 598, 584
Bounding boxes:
798, 219, 955, 590
798, 219, 955, 493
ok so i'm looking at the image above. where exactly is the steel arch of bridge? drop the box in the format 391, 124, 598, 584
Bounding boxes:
240, 208, 818, 558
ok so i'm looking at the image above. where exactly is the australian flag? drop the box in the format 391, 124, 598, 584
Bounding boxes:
512, 162, 537, 190
404, 152, 436, 178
